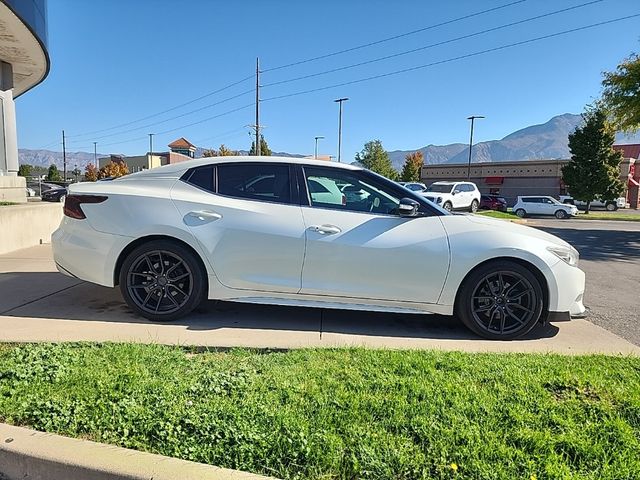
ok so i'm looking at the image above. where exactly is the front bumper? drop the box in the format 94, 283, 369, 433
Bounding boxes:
548, 258, 586, 318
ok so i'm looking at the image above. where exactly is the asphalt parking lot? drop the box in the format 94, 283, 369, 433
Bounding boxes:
530, 218, 640, 346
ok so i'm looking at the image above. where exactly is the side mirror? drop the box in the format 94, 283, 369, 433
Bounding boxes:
453, 189, 460, 195
398, 197, 420, 217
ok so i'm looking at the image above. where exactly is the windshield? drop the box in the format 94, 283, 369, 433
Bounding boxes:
427, 184, 453, 193
547, 197, 562, 204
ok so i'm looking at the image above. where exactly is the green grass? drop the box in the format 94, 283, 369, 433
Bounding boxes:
572, 212, 640, 221
475, 210, 518, 220
0, 344, 639, 479
0, 201, 18, 206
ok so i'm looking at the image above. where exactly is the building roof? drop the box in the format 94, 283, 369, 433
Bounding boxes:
168, 137, 196, 149
613, 144, 640, 160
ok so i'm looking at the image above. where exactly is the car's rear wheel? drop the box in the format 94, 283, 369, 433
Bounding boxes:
555, 209, 567, 219
119, 240, 206, 322
469, 200, 479, 213
605, 202, 617, 211
443, 201, 453, 212
455, 260, 544, 340
515, 208, 526, 218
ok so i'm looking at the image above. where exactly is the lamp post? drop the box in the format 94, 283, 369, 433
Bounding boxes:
466, 115, 485, 181
314, 136, 324, 159
334, 97, 348, 162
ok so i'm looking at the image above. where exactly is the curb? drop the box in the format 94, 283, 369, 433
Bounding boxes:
0, 423, 274, 480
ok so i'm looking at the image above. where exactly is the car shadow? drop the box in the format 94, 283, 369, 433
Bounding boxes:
0, 271, 559, 342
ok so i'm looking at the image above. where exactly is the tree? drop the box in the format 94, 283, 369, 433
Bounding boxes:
202, 144, 237, 157
400, 151, 424, 182
84, 163, 98, 182
249, 135, 272, 156
18, 164, 33, 177
601, 52, 640, 133
202, 148, 218, 157
46, 164, 62, 181
561, 107, 624, 214
98, 160, 129, 179
354, 139, 398, 180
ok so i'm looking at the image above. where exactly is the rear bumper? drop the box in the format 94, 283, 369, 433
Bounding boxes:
52, 217, 132, 287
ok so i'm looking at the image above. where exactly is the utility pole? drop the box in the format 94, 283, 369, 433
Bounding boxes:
334, 98, 348, 163
314, 136, 324, 159
255, 57, 260, 156
148, 133, 154, 163
466, 115, 485, 181
93, 142, 97, 165
62, 130, 67, 183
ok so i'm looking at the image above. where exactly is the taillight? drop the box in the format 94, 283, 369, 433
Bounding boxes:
63, 195, 108, 219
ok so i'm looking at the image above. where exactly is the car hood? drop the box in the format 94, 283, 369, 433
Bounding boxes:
442, 214, 573, 249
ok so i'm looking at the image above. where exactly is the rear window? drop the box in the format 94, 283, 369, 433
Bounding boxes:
217, 163, 292, 204
184, 165, 215, 192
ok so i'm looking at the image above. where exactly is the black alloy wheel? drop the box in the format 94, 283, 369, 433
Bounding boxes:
456, 260, 544, 340
119, 240, 206, 322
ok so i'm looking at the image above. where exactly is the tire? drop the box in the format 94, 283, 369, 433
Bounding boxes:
455, 260, 544, 340
605, 202, 617, 211
515, 208, 526, 218
443, 201, 453, 212
554, 209, 567, 219
469, 199, 479, 213
119, 240, 207, 322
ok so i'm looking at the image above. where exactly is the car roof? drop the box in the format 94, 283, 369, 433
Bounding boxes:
124, 155, 362, 179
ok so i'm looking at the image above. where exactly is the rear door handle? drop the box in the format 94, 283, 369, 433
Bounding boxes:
309, 224, 341, 235
184, 210, 222, 225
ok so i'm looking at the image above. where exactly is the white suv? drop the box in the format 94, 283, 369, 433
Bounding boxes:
423, 181, 481, 212
513, 196, 578, 219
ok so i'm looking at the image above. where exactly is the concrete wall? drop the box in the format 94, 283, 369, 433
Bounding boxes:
0, 202, 62, 254
0, 175, 26, 203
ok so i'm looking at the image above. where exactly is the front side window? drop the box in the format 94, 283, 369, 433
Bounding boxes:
217, 163, 292, 204
303, 167, 400, 215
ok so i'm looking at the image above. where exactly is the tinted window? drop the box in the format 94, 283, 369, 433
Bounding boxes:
427, 184, 453, 193
185, 165, 215, 192
217, 163, 291, 204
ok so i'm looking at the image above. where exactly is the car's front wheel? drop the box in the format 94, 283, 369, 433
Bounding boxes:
455, 260, 544, 340
119, 240, 207, 322
469, 199, 479, 213
555, 209, 567, 219
443, 201, 453, 212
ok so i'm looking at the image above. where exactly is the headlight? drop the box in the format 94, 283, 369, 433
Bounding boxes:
547, 245, 579, 266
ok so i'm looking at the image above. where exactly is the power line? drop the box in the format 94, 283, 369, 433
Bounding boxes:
67, 74, 254, 138
86, 88, 254, 142
263, 0, 603, 88
262, 0, 528, 73
262, 13, 640, 103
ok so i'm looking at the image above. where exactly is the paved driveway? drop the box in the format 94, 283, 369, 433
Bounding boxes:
529, 218, 640, 346
0, 243, 637, 355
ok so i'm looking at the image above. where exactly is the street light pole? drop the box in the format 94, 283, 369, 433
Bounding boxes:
334, 98, 348, 163
314, 136, 324, 159
93, 142, 97, 166
148, 133, 154, 165
466, 115, 485, 181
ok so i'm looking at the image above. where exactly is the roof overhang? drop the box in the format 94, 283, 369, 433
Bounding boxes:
0, 0, 50, 97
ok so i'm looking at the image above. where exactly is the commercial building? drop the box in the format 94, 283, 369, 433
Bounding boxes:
98, 137, 195, 172
421, 145, 640, 208
0, 0, 49, 202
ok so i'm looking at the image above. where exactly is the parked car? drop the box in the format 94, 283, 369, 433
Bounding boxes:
513, 196, 578, 219
479, 194, 508, 212
399, 182, 427, 193
559, 195, 625, 211
52, 157, 585, 340
423, 181, 481, 212
41, 187, 67, 203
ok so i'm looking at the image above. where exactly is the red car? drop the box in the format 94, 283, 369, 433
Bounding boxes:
480, 194, 508, 211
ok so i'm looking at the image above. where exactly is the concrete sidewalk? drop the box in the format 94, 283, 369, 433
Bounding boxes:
0, 245, 638, 355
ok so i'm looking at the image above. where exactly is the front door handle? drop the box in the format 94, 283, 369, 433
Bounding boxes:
184, 210, 222, 226
309, 224, 341, 235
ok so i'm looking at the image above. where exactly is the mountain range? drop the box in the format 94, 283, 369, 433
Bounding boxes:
18, 113, 640, 172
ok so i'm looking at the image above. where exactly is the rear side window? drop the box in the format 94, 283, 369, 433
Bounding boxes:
217, 163, 292, 204
184, 165, 215, 192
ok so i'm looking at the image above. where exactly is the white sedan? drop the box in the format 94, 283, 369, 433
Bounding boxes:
52, 157, 585, 340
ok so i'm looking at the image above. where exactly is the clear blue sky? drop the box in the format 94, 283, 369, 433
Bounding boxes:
16, 0, 640, 160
